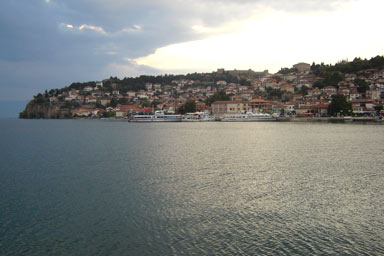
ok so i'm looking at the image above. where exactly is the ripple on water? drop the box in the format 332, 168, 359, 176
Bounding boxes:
1, 120, 384, 255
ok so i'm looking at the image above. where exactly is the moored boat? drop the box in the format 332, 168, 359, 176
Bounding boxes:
220, 112, 277, 122
129, 110, 182, 122
182, 112, 216, 122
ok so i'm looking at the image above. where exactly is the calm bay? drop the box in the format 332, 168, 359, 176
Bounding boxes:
1, 119, 384, 255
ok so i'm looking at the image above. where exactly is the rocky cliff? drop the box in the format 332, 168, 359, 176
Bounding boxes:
19, 101, 70, 119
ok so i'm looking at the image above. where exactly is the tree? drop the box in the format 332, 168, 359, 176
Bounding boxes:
239, 78, 251, 86
140, 100, 150, 108
178, 99, 196, 114
328, 94, 352, 116
313, 72, 344, 88
300, 86, 309, 96
118, 97, 128, 105
354, 78, 369, 97
266, 87, 283, 100
278, 67, 297, 74
374, 105, 383, 115
33, 93, 48, 104
110, 98, 118, 108
205, 90, 230, 105
184, 99, 196, 113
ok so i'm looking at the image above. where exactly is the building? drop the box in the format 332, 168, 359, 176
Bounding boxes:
280, 84, 294, 93
249, 98, 272, 113
83, 86, 93, 92
216, 68, 269, 76
211, 101, 250, 115
293, 62, 311, 73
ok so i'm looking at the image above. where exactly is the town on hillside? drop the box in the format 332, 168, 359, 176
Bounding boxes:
19, 56, 384, 119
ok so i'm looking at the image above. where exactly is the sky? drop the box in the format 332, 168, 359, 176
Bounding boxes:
1, 0, 384, 117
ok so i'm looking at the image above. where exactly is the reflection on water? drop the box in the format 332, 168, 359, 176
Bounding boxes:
1, 120, 384, 255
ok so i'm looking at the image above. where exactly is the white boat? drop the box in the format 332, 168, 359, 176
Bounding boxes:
220, 112, 277, 122
182, 112, 216, 122
129, 110, 182, 122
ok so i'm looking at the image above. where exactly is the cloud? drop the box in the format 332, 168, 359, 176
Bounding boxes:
0, 0, 377, 103
61, 23, 107, 35
136, 0, 384, 73
79, 24, 106, 34
106, 59, 162, 78
120, 25, 142, 33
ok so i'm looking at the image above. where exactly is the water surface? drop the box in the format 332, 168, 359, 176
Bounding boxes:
1, 119, 384, 255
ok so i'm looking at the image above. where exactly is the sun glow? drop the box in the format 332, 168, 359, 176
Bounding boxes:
135, 0, 384, 73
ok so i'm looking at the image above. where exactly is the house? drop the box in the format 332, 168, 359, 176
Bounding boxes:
249, 98, 272, 113
92, 90, 103, 97
295, 106, 313, 114
65, 95, 76, 101
238, 85, 249, 91
85, 95, 97, 104
267, 82, 281, 90
293, 94, 303, 101
366, 87, 382, 100
321, 86, 337, 93
337, 87, 350, 96
283, 73, 297, 82
115, 111, 127, 118
136, 92, 148, 99
99, 98, 111, 106
280, 84, 294, 93
348, 88, 361, 100
96, 81, 103, 88
127, 91, 136, 97
307, 88, 321, 97
284, 102, 296, 113
351, 99, 376, 115
49, 97, 58, 103
145, 83, 153, 90
345, 73, 356, 82
196, 102, 208, 111
216, 80, 227, 86
321, 86, 337, 96
68, 89, 79, 96
211, 101, 250, 115
153, 83, 162, 89
83, 86, 93, 92
72, 108, 99, 117
271, 104, 287, 115
310, 104, 329, 116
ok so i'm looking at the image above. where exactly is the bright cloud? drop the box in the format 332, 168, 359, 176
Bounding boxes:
79, 24, 107, 35
136, 0, 384, 73
60, 23, 107, 35
61, 23, 143, 36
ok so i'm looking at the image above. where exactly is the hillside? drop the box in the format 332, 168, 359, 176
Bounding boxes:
20, 56, 384, 119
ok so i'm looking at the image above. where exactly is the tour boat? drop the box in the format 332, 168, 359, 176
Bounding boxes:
129, 111, 182, 122
182, 112, 216, 122
220, 112, 276, 122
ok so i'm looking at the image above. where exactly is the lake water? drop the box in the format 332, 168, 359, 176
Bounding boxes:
1, 119, 384, 255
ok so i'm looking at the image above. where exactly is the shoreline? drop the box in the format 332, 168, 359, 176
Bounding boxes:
15, 116, 384, 123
